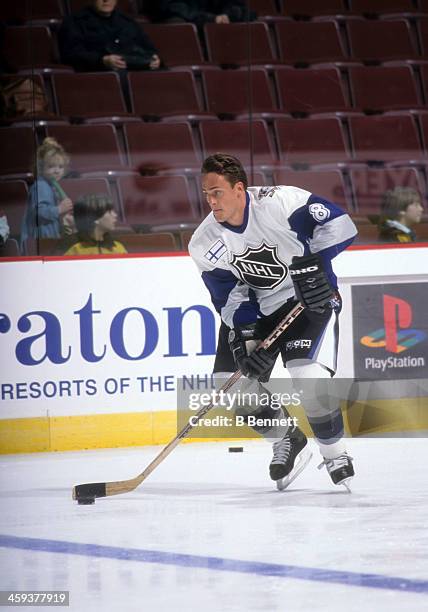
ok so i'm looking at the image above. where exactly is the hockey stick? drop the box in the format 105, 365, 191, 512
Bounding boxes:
72, 302, 305, 503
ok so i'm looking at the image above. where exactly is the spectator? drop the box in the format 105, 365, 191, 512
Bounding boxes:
58, 0, 161, 72
63, 194, 127, 255
378, 187, 424, 243
0, 210, 10, 246
20, 137, 74, 251
158, 1, 256, 28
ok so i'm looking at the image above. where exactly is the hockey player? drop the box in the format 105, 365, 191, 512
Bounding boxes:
189, 154, 358, 490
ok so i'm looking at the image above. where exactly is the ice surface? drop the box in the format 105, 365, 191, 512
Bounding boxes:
1, 438, 427, 611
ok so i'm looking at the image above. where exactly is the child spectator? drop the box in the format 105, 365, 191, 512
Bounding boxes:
64, 193, 127, 255
20, 137, 74, 251
378, 187, 423, 243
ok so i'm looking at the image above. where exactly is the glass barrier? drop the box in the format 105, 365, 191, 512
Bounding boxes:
0, 0, 427, 258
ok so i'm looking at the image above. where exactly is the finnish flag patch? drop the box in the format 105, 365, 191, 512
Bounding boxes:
205, 240, 227, 263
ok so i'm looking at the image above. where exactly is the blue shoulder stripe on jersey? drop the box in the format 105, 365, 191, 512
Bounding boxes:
201, 268, 239, 313
232, 288, 262, 327
220, 192, 250, 234
317, 236, 356, 288
288, 194, 346, 248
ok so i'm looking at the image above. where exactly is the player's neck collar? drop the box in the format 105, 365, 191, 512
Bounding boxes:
220, 191, 250, 233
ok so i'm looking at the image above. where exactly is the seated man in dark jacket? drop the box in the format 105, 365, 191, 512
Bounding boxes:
159, 0, 256, 28
59, 0, 161, 72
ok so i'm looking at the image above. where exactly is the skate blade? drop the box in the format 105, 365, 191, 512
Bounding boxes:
339, 478, 353, 493
276, 447, 313, 491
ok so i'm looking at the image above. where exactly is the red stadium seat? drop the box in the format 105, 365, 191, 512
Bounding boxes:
248, 0, 279, 16
347, 19, 418, 63
420, 64, 428, 101
0, 127, 35, 179
0, 239, 20, 257
274, 67, 350, 115
60, 178, 112, 202
275, 21, 347, 65
117, 175, 200, 230
349, 0, 417, 17
204, 22, 277, 66
46, 125, 127, 175
200, 120, 277, 168
124, 122, 201, 174
349, 166, 423, 214
419, 113, 428, 154
0, 0, 63, 24
139, 23, 206, 67
115, 233, 178, 253
203, 68, 286, 119
273, 168, 350, 210
348, 114, 423, 162
52, 73, 136, 123
128, 71, 215, 122
2, 26, 63, 71
0, 180, 28, 237
419, 17, 428, 58
275, 117, 350, 165
279, 0, 346, 18
348, 65, 422, 112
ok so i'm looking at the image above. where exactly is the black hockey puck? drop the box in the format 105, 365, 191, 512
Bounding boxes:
228, 447, 243, 452
77, 497, 95, 505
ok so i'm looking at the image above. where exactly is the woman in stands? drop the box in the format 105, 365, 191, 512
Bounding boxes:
64, 193, 127, 255
20, 137, 74, 251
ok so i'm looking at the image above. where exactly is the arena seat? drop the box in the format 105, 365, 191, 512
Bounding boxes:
275, 117, 350, 165
204, 22, 277, 66
347, 19, 418, 63
349, 166, 423, 213
278, 0, 346, 18
349, 0, 417, 17
2, 26, 64, 71
0, 128, 35, 180
348, 65, 422, 112
52, 73, 137, 123
0, 0, 63, 24
273, 168, 350, 210
200, 120, 277, 168
419, 17, 428, 57
202, 68, 287, 119
420, 64, 428, 101
0, 238, 21, 257
46, 125, 127, 175
60, 178, 112, 202
138, 23, 206, 67
419, 113, 428, 154
128, 71, 215, 122
115, 233, 178, 253
248, 0, 279, 17
124, 122, 201, 175
275, 21, 347, 65
0, 180, 28, 237
117, 175, 200, 231
274, 67, 350, 115
348, 114, 424, 162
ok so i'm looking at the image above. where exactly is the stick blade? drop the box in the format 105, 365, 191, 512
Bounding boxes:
72, 482, 107, 500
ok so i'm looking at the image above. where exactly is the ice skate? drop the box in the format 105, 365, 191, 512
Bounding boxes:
270, 427, 312, 491
318, 453, 354, 491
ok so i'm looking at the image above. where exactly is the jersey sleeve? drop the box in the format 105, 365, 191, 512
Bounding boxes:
188, 229, 260, 329
279, 189, 357, 287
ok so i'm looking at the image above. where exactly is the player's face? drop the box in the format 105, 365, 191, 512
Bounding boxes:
43, 155, 66, 182
401, 199, 423, 226
94, 0, 117, 16
202, 173, 246, 225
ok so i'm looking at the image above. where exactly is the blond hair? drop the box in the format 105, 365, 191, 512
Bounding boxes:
35, 137, 70, 175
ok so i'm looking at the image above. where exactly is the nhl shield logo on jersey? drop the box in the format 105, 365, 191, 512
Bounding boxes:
231, 243, 288, 290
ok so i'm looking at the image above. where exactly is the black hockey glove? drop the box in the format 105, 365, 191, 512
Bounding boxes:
228, 324, 278, 382
289, 253, 335, 313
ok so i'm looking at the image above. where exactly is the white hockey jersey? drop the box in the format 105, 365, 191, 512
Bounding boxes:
189, 185, 357, 329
